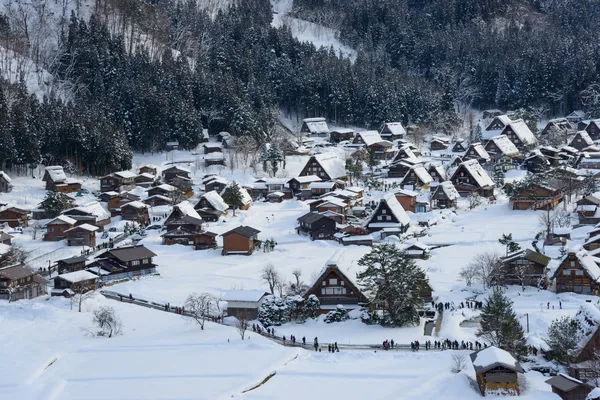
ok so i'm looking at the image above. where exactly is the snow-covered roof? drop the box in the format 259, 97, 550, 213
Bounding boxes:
153, 184, 176, 192
205, 152, 225, 160
302, 117, 329, 134
505, 119, 537, 145
174, 201, 203, 221
573, 303, 600, 358
264, 178, 287, 185
410, 165, 433, 185
309, 181, 336, 189
588, 387, 600, 400
426, 162, 446, 181
562, 248, 600, 281
164, 165, 191, 173
204, 142, 223, 149
122, 200, 148, 210
65, 223, 99, 233
313, 153, 346, 180
357, 130, 384, 146
367, 193, 410, 227
342, 234, 373, 242
46, 215, 77, 226
487, 135, 519, 156
45, 166, 67, 183
56, 270, 99, 283
204, 176, 228, 185
139, 172, 155, 179
68, 202, 110, 220
395, 189, 418, 197
200, 191, 229, 212
470, 346, 523, 374
0, 171, 11, 183
436, 181, 460, 201
404, 241, 429, 251
456, 159, 495, 188
572, 131, 594, 146
289, 175, 321, 184
381, 122, 406, 137
221, 182, 252, 206
469, 143, 491, 160
223, 290, 270, 302
317, 196, 348, 208
114, 171, 137, 179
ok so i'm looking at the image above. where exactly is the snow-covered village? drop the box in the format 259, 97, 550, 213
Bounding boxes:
3, 0, 600, 399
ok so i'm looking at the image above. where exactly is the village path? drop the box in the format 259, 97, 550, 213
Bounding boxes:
99, 290, 465, 353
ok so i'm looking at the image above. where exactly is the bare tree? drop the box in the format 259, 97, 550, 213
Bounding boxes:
469, 252, 502, 289
93, 306, 123, 338
459, 264, 477, 287
261, 263, 280, 295
539, 209, 556, 238
292, 269, 302, 287
30, 221, 42, 240
184, 292, 215, 330
450, 353, 467, 373
275, 278, 284, 298
70, 287, 95, 312
235, 310, 251, 340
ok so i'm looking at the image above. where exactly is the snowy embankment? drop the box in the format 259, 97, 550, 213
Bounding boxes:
271, 0, 356, 62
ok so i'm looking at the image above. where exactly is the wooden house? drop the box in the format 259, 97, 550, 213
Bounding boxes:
391, 145, 419, 164
584, 119, 600, 141
485, 114, 513, 135
569, 131, 594, 151
165, 140, 179, 151
450, 159, 495, 198
426, 162, 446, 183
56, 256, 88, 274
365, 193, 410, 233
287, 175, 321, 194
203, 143, 223, 154
220, 182, 252, 211
299, 152, 347, 181
400, 164, 433, 189
87, 245, 157, 282
379, 122, 406, 141
303, 251, 368, 314
309, 181, 336, 197
164, 201, 204, 235
138, 165, 158, 176
584, 235, 600, 251
221, 226, 261, 256
540, 146, 561, 166
300, 117, 329, 135
340, 234, 374, 246
545, 374, 594, 400
144, 195, 172, 207
566, 110, 587, 124
161, 228, 217, 250
510, 183, 563, 211
430, 136, 450, 151
52, 270, 99, 297
523, 151, 550, 173
0, 171, 11, 193
0, 264, 47, 301
162, 165, 192, 187
62, 202, 110, 230
500, 119, 537, 149
387, 159, 418, 178
463, 142, 491, 164
296, 212, 337, 240
43, 166, 66, 190
205, 152, 225, 167
134, 173, 155, 188
0, 206, 28, 228
194, 191, 229, 222
329, 128, 354, 143
470, 346, 524, 396
404, 242, 429, 259
44, 215, 77, 241
430, 181, 460, 209
394, 189, 419, 213
552, 248, 600, 294
567, 304, 600, 380
147, 184, 177, 199
501, 249, 550, 287
65, 224, 98, 247
484, 135, 520, 163
107, 192, 141, 212
541, 118, 572, 136
452, 140, 467, 153
223, 290, 271, 320
121, 201, 150, 223
352, 131, 394, 160
100, 171, 137, 193
483, 109, 503, 119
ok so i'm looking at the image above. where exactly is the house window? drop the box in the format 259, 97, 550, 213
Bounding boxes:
575, 270, 584, 276
377, 215, 383, 221
322, 281, 326, 286
0, 281, 6, 287
381, 209, 386, 214
563, 270, 571, 276
131, 260, 140, 266
386, 216, 392, 221
321, 287, 346, 295
570, 261, 575, 267
329, 278, 337, 285
341, 281, 345, 286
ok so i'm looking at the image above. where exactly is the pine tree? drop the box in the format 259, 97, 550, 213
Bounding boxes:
356, 244, 429, 327
222, 181, 245, 216
40, 190, 76, 218
498, 233, 520, 256
546, 316, 580, 365
477, 289, 527, 358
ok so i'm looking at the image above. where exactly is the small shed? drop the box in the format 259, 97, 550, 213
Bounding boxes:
221, 226, 261, 256
52, 270, 99, 297
545, 374, 593, 400
470, 346, 524, 396
223, 290, 270, 319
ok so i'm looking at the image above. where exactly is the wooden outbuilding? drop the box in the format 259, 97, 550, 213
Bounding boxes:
223, 290, 271, 320
545, 374, 593, 400
52, 270, 99, 297
221, 226, 261, 256
296, 212, 337, 240
56, 256, 88, 274
470, 346, 524, 396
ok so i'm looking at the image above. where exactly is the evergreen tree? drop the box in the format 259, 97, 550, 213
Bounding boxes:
546, 316, 580, 365
356, 244, 429, 327
222, 181, 245, 216
477, 289, 527, 358
40, 190, 76, 218
498, 233, 520, 256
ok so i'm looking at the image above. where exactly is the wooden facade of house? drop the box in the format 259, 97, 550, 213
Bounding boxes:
53, 271, 99, 296
585, 120, 600, 141
470, 347, 524, 397
501, 249, 550, 287
56, 256, 88, 274
0, 265, 47, 301
452, 140, 466, 152
44, 215, 76, 241
0, 207, 28, 228
329, 128, 354, 143
65, 224, 98, 247
134, 173, 155, 187
296, 212, 337, 240
120, 202, 149, 223
303, 257, 368, 314
395, 191, 418, 213
221, 226, 261, 255
88, 245, 157, 282
100, 172, 136, 193
511, 183, 563, 211
387, 160, 415, 178
546, 374, 593, 400
0, 172, 11, 193
553, 250, 600, 295
449, 160, 495, 198
144, 195, 172, 207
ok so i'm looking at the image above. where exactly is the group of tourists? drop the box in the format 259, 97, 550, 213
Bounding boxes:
382, 339, 395, 350
435, 300, 483, 312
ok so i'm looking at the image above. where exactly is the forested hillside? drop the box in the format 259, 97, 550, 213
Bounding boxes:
291, 0, 600, 114
0, 0, 598, 174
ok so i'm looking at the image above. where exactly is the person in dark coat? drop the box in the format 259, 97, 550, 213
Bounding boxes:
302, 336, 306, 345
314, 337, 319, 351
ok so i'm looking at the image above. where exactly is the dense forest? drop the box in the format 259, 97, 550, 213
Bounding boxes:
292, 0, 600, 114
0, 0, 598, 174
